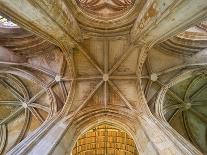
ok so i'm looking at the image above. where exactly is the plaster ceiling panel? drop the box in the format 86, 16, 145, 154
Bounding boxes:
183, 49, 207, 65
163, 104, 176, 120
69, 80, 101, 112
0, 84, 16, 100
169, 110, 189, 140
163, 95, 180, 110
74, 48, 101, 76
149, 48, 184, 73
170, 77, 193, 101
18, 76, 42, 98
0, 106, 17, 120
112, 79, 138, 108
108, 86, 128, 108
84, 85, 104, 109
6, 113, 25, 152
158, 69, 181, 84
19, 68, 53, 85
156, 0, 176, 13
187, 111, 207, 151
193, 107, 207, 120
28, 47, 64, 75
34, 92, 51, 109
185, 80, 207, 103
82, 39, 104, 70
113, 47, 139, 76
35, 108, 48, 120
147, 83, 160, 101
108, 39, 129, 69
28, 113, 43, 132
52, 84, 65, 103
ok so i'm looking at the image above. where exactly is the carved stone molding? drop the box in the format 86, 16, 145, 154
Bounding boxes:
0, 0, 207, 154
66, 0, 144, 37
76, 0, 135, 19
131, 0, 207, 46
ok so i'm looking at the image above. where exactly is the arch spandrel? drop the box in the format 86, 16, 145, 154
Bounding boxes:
0, 1, 207, 155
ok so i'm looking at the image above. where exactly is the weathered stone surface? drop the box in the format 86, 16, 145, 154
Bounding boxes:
0, 0, 206, 155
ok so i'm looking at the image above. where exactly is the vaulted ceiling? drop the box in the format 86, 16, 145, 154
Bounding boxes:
0, 0, 207, 155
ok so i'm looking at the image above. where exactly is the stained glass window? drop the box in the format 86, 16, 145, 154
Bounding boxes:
0, 15, 17, 27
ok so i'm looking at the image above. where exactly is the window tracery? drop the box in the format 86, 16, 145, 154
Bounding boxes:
72, 124, 139, 155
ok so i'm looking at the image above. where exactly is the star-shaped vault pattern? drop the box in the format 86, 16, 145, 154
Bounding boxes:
63, 39, 141, 115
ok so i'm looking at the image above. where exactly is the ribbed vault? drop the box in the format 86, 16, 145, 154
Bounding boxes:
141, 28, 207, 153
164, 73, 207, 153
0, 0, 207, 155
0, 24, 71, 153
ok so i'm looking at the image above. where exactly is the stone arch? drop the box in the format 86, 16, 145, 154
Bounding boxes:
52, 110, 157, 155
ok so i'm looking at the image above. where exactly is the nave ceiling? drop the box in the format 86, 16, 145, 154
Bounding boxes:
0, 0, 207, 154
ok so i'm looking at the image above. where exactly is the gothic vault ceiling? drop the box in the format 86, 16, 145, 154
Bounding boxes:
0, 0, 207, 155
164, 73, 207, 153
0, 38, 70, 154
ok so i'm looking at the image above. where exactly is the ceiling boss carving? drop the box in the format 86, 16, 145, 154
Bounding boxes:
76, 0, 135, 19
67, 38, 141, 116
0, 0, 207, 154
163, 73, 207, 153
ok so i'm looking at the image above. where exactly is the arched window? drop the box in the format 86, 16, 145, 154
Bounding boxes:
72, 123, 139, 155
0, 14, 18, 27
